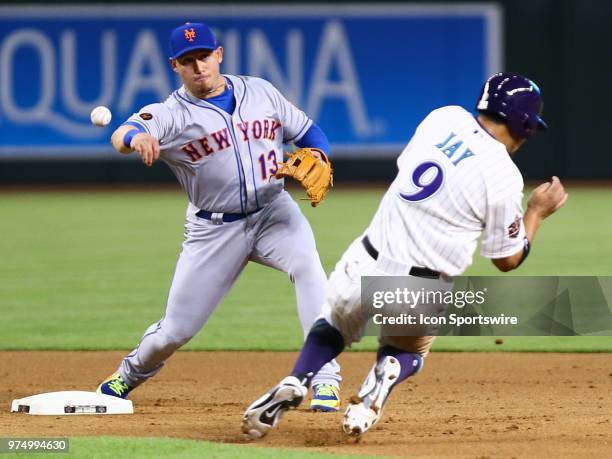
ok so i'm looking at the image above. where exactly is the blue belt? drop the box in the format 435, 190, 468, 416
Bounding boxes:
195, 207, 263, 224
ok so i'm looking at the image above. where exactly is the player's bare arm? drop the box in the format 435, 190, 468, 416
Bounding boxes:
110, 125, 135, 154
110, 125, 160, 167
492, 176, 568, 272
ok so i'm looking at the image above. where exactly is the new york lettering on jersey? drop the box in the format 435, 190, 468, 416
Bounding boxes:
123, 75, 311, 212
180, 119, 282, 161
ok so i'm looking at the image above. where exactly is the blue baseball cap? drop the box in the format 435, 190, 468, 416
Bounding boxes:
170, 22, 218, 60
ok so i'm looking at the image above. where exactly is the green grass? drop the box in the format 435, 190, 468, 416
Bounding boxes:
7, 436, 387, 459
1, 186, 611, 351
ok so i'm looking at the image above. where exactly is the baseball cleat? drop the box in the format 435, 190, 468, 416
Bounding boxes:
241, 376, 307, 439
96, 372, 133, 399
310, 383, 340, 412
342, 356, 401, 437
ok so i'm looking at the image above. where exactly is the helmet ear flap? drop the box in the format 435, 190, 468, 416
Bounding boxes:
506, 109, 537, 139
505, 108, 523, 139
505, 94, 538, 139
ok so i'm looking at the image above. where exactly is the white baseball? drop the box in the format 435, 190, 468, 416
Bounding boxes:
90, 106, 112, 127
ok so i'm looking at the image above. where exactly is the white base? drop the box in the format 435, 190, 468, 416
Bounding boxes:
11, 391, 133, 415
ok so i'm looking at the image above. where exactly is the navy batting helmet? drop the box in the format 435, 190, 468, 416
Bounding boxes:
476, 73, 548, 139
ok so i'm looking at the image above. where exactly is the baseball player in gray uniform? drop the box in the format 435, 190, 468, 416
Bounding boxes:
96, 22, 341, 411
242, 73, 568, 439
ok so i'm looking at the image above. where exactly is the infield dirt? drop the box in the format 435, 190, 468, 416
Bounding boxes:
1, 351, 610, 458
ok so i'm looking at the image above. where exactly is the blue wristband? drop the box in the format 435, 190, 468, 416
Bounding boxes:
123, 129, 139, 149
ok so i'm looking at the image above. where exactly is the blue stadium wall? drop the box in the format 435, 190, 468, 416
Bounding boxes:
0, 0, 610, 183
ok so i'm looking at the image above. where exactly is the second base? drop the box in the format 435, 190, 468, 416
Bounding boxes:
11, 391, 133, 415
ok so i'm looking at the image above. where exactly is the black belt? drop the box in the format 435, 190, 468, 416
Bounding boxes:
361, 235, 441, 279
196, 207, 262, 224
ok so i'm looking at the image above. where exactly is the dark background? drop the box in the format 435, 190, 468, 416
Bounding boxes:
0, 0, 610, 184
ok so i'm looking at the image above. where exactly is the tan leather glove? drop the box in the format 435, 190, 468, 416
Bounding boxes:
274, 148, 333, 207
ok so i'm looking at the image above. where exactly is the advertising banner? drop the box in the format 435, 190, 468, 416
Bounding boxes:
0, 4, 501, 159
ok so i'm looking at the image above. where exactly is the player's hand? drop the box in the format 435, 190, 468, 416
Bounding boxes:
130, 133, 160, 167
527, 176, 568, 219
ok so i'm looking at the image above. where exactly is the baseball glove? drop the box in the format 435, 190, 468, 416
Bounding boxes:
274, 148, 333, 207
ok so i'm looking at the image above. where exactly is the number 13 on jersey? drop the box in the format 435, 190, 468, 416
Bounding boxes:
259, 150, 279, 180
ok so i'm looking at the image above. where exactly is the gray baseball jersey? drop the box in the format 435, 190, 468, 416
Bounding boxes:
115, 75, 340, 390
125, 74, 312, 213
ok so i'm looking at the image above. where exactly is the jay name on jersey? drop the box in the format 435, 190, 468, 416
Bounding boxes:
435, 132, 475, 166
181, 119, 282, 161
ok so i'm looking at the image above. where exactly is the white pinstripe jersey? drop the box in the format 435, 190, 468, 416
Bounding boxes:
124, 75, 312, 213
367, 105, 525, 276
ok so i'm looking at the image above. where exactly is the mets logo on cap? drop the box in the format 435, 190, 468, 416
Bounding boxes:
170, 22, 218, 60
184, 27, 196, 42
